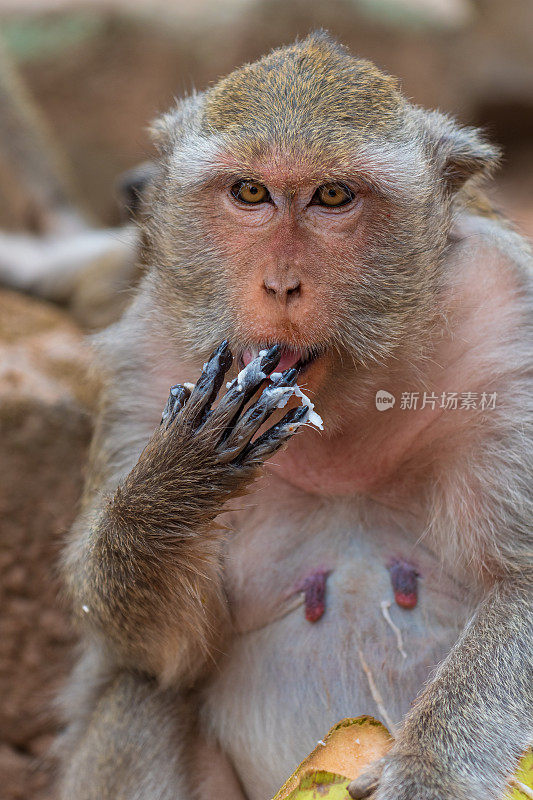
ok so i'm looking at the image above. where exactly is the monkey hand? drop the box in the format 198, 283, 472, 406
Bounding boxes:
348, 751, 485, 800
162, 338, 309, 466
67, 341, 311, 672
118, 341, 309, 531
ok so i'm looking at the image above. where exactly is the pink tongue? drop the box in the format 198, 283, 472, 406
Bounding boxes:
275, 350, 302, 372
242, 348, 302, 372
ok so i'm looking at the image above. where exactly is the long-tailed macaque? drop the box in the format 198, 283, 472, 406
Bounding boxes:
58, 33, 532, 800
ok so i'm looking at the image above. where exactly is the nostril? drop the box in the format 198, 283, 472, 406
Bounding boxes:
284, 275, 302, 302
263, 282, 277, 297
287, 282, 301, 297
263, 276, 301, 300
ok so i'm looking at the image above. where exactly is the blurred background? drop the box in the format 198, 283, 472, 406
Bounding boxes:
0, 1, 531, 798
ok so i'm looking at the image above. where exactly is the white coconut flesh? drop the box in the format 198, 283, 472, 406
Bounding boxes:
269, 372, 324, 431
225, 351, 324, 432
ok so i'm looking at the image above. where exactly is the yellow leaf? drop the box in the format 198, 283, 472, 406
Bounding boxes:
505, 751, 533, 799
284, 771, 351, 800
272, 717, 533, 800
273, 717, 392, 800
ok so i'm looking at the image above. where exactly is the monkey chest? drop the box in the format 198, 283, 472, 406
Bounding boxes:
199, 506, 473, 800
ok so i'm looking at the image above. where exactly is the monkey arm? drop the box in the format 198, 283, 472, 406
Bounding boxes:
350, 418, 533, 800
63, 343, 308, 681
66, 495, 232, 685
365, 579, 532, 800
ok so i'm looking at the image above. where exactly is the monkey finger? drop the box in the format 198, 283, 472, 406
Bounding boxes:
256, 343, 283, 378
216, 368, 298, 459
160, 384, 191, 426
212, 344, 282, 430
237, 405, 309, 466
347, 759, 386, 799
183, 340, 233, 428
222, 344, 281, 401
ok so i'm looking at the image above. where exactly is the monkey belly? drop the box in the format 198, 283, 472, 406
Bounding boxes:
200, 522, 473, 800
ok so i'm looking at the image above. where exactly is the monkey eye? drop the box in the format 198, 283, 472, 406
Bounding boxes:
312, 183, 354, 208
231, 180, 270, 205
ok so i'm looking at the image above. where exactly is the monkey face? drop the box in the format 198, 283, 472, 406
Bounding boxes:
148, 134, 447, 398
146, 33, 498, 402
205, 166, 375, 378
149, 153, 442, 402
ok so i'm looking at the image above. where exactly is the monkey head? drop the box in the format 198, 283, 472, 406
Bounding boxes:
144, 32, 499, 403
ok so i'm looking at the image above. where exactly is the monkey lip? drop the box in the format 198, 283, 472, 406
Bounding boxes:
241, 346, 318, 374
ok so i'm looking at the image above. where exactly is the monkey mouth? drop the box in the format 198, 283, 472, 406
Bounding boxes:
241, 345, 321, 374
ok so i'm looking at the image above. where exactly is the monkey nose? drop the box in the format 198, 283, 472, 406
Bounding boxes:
262, 272, 302, 303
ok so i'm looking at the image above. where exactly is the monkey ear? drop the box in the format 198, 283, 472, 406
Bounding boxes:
149, 93, 206, 157
116, 160, 159, 220
426, 112, 501, 193
149, 110, 181, 156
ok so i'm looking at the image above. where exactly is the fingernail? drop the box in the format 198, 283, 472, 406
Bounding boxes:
265, 344, 281, 358
209, 340, 226, 358
260, 344, 281, 372
279, 368, 298, 385
286, 405, 308, 422
207, 341, 232, 374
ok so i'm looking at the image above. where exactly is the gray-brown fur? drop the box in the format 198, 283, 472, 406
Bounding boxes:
59, 33, 532, 800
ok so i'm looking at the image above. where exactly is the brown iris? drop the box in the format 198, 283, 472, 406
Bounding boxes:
314, 183, 354, 207
231, 180, 269, 204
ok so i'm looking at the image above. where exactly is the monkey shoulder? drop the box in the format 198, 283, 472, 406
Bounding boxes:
444, 209, 531, 387
450, 206, 532, 285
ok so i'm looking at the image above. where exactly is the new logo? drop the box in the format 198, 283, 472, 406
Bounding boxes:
375, 390, 395, 411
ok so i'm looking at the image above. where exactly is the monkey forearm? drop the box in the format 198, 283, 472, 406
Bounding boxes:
65, 343, 306, 679
66, 433, 239, 678
381, 580, 533, 800
71, 507, 229, 681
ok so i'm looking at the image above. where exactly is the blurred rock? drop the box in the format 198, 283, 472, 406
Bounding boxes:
0, 290, 97, 799
0, 224, 140, 330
